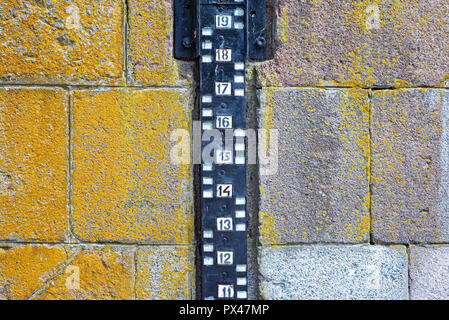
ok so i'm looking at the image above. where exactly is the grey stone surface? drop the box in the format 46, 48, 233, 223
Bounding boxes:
135, 246, 195, 300
372, 89, 449, 243
259, 245, 408, 300
258, 0, 449, 88
409, 246, 449, 300
258, 88, 370, 244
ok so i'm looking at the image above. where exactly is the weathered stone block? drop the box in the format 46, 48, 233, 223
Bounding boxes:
409, 246, 449, 300
0, 0, 125, 85
372, 89, 449, 243
259, 88, 370, 244
259, 245, 408, 300
136, 246, 195, 300
36, 245, 134, 300
1, 245, 197, 300
0, 245, 134, 300
0, 88, 69, 242
71, 88, 193, 244
127, 0, 192, 86
0, 245, 67, 300
258, 0, 449, 88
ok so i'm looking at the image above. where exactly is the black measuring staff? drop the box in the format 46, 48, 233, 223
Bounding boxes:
174, 0, 266, 300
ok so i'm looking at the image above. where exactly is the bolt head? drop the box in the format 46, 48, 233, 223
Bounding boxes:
256, 36, 266, 48
182, 37, 192, 48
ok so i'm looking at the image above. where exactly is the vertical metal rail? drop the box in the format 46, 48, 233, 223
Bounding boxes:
199, 0, 248, 300
174, 0, 266, 300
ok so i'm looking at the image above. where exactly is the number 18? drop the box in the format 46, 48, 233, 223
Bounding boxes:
216, 49, 232, 62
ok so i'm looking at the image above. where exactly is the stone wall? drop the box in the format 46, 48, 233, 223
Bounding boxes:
0, 0, 194, 300
1, 0, 448, 300
257, 0, 449, 300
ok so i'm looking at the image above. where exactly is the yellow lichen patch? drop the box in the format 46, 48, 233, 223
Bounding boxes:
136, 246, 194, 300
128, 0, 189, 86
393, 79, 412, 88
0, 88, 69, 242
277, 5, 290, 43
343, 215, 370, 242
71, 88, 193, 244
341, 45, 373, 88
438, 73, 449, 87
260, 87, 283, 147
391, 245, 407, 255
0, 245, 67, 300
0, 0, 125, 85
259, 211, 281, 244
255, 61, 285, 88
341, 89, 371, 185
36, 246, 134, 300
339, 89, 371, 240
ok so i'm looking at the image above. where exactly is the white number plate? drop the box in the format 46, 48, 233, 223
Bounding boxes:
216, 49, 232, 62
217, 184, 233, 197
216, 116, 232, 129
217, 217, 233, 231
218, 284, 234, 298
216, 15, 233, 28
217, 251, 234, 265
216, 150, 233, 164
215, 82, 232, 95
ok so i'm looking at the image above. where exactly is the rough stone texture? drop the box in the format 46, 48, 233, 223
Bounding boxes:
259, 88, 370, 244
127, 0, 193, 86
259, 245, 408, 300
71, 88, 193, 244
0, 245, 134, 300
258, 0, 449, 88
409, 246, 449, 300
36, 245, 134, 300
372, 89, 449, 243
0, 0, 125, 85
0, 88, 69, 242
136, 246, 195, 300
0, 245, 67, 300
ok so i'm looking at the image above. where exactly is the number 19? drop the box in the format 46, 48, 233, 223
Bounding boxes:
216, 15, 232, 28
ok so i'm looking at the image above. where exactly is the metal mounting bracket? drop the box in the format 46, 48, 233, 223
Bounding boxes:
174, 0, 267, 60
